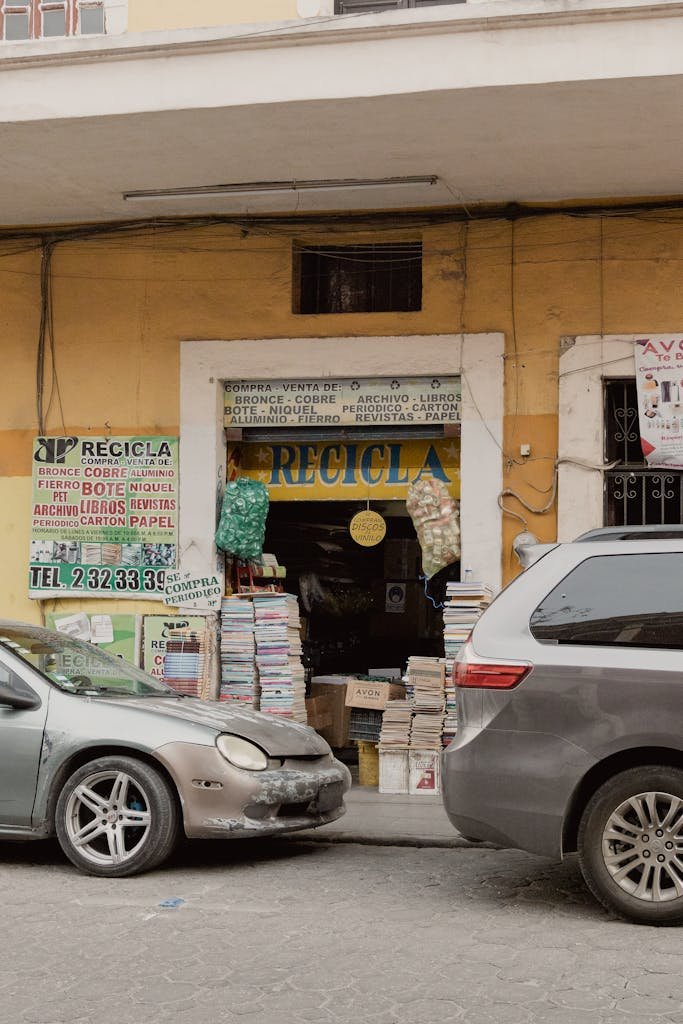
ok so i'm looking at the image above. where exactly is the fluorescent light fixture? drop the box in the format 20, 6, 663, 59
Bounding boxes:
123, 175, 438, 202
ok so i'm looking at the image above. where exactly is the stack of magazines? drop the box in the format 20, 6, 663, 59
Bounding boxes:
163, 626, 209, 699
254, 594, 306, 722
378, 700, 413, 747
443, 581, 492, 673
408, 656, 445, 749
219, 597, 259, 707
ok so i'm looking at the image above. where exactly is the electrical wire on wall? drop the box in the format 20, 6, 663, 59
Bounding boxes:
4, 196, 683, 257
36, 240, 66, 436
7, 196, 681, 541
4, 207, 683, 278
498, 466, 558, 529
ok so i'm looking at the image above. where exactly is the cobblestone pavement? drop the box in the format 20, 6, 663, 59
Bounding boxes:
3, 836, 683, 1024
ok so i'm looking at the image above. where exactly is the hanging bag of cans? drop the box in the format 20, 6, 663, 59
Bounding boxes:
215, 478, 269, 561
406, 477, 460, 579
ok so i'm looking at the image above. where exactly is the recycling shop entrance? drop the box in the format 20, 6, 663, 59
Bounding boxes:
223, 374, 461, 710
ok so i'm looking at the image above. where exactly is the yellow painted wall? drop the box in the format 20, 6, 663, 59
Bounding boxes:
128, 0, 299, 32
2, 211, 683, 623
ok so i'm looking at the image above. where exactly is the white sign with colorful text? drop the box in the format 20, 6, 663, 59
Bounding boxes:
164, 568, 222, 611
224, 376, 461, 428
634, 336, 683, 469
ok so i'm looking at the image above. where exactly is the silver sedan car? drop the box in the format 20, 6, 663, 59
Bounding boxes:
0, 621, 350, 877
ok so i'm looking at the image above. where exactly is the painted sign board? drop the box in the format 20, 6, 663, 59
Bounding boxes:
350, 510, 387, 547
224, 376, 461, 428
164, 568, 222, 611
29, 436, 178, 599
143, 615, 208, 679
228, 438, 460, 501
634, 336, 683, 468
386, 583, 407, 613
46, 612, 141, 666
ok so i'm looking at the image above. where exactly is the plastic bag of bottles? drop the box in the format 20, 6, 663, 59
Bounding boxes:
406, 477, 460, 579
215, 478, 269, 560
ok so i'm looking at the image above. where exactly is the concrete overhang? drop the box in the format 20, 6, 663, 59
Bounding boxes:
2, 0, 683, 225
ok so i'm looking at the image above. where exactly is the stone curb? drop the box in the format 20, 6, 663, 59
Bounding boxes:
291, 831, 497, 850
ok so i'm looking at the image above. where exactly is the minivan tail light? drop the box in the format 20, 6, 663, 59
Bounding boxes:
455, 660, 531, 689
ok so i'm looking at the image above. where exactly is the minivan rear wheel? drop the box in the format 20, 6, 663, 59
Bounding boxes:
578, 766, 683, 925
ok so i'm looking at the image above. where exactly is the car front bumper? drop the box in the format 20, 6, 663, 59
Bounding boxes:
154, 741, 351, 839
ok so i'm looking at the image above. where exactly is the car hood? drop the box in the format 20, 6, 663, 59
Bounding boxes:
104, 697, 330, 757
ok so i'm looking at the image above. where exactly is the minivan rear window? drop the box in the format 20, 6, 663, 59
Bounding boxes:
530, 553, 683, 649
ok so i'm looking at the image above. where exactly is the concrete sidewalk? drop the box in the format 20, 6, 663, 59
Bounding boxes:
297, 785, 476, 849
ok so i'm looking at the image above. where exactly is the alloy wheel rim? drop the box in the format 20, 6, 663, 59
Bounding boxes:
64, 770, 152, 867
602, 790, 683, 902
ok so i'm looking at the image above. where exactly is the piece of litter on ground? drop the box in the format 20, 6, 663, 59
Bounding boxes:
158, 897, 185, 909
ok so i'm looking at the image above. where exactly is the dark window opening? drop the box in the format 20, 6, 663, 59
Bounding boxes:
604, 378, 683, 527
530, 553, 683, 650
295, 242, 422, 315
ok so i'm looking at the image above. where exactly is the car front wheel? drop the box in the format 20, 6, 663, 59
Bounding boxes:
55, 756, 179, 877
578, 766, 683, 925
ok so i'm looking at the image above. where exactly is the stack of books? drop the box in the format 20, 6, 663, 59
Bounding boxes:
408, 656, 445, 749
286, 595, 307, 725
411, 712, 446, 749
443, 581, 493, 673
256, 553, 287, 580
162, 627, 208, 698
219, 597, 259, 707
253, 594, 306, 723
378, 700, 413, 747
443, 683, 458, 748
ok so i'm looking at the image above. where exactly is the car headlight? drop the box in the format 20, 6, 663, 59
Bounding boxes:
216, 734, 268, 771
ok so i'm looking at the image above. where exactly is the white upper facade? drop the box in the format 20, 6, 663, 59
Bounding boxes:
0, 0, 126, 40
1, 0, 682, 225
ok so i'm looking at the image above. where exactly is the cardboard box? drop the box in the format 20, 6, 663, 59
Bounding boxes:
379, 749, 409, 794
410, 662, 445, 689
408, 749, 442, 795
310, 676, 353, 748
305, 695, 333, 731
345, 680, 406, 710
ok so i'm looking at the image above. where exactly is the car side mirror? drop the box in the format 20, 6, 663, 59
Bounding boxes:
0, 682, 40, 711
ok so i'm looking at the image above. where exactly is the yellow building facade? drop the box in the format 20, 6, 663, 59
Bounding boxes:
3, 210, 683, 625
128, 0, 301, 32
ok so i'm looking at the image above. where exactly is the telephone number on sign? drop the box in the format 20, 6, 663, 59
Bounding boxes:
30, 566, 167, 593
74, 567, 166, 592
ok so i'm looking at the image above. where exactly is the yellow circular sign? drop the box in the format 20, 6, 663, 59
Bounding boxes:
349, 510, 387, 547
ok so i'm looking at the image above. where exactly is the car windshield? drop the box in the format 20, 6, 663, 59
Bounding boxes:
0, 625, 180, 697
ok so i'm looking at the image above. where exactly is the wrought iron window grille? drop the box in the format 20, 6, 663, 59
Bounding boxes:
603, 378, 683, 526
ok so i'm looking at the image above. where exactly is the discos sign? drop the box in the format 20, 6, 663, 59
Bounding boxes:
350, 510, 387, 547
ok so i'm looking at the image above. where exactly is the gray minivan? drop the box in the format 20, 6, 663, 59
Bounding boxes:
443, 533, 683, 924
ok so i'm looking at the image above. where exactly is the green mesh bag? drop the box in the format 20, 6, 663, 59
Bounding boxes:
215, 479, 269, 560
